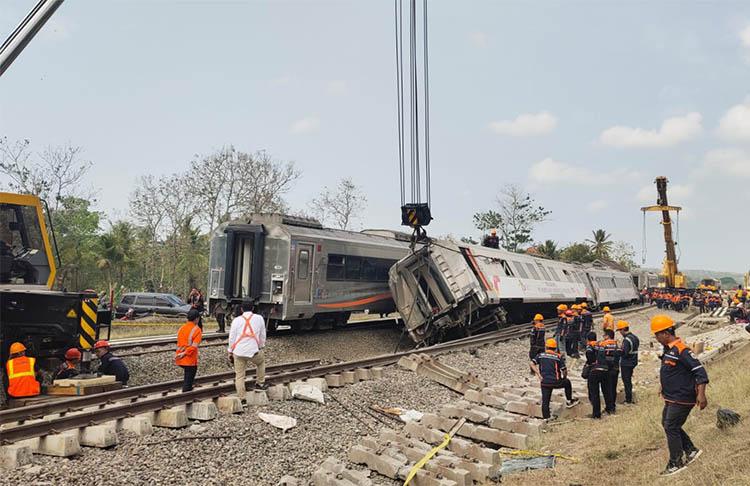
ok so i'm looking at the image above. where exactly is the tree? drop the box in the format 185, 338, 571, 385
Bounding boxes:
536, 240, 560, 260
310, 177, 366, 230
0, 138, 93, 208
610, 241, 638, 271
560, 243, 595, 263
586, 229, 613, 259
99, 221, 137, 290
473, 185, 550, 252
51, 196, 102, 291
189, 146, 301, 231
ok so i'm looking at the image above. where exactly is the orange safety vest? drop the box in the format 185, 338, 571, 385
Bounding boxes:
6, 356, 41, 398
230, 313, 260, 352
175, 322, 202, 366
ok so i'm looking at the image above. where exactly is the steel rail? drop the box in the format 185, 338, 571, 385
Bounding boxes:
0, 359, 320, 426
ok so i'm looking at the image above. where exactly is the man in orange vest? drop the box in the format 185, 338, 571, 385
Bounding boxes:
175, 309, 203, 392
228, 302, 267, 403
5, 342, 41, 398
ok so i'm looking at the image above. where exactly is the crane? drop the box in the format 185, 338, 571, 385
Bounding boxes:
641, 176, 686, 289
0, 0, 65, 78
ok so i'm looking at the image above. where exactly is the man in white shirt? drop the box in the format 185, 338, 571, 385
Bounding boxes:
227, 302, 267, 402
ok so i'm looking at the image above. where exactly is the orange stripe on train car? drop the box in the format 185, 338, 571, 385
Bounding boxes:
317, 292, 393, 309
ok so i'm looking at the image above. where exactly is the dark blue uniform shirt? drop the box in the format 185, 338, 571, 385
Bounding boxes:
660, 339, 709, 405
620, 333, 640, 368
532, 350, 567, 386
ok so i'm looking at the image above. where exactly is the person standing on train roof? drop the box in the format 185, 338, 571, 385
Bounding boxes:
5, 342, 41, 399
175, 309, 203, 392
617, 320, 640, 404
228, 301, 268, 405
651, 314, 708, 476
601, 306, 615, 332
482, 229, 500, 249
528, 314, 546, 373
530, 338, 580, 419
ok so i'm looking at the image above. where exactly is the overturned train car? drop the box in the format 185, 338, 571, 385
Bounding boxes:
388, 240, 638, 344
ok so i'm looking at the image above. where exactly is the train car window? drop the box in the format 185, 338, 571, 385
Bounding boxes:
375, 260, 393, 281
298, 250, 310, 280
327, 254, 345, 280
512, 261, 529, 279
547, 267, 561, 281
362, 259, 377, 280
501, 260, 514, 277
525, 263, 541, 280
536, 264, 551, 281
562, 269, 575, 283
572, 272, 583, 284
345, 256, 362, 280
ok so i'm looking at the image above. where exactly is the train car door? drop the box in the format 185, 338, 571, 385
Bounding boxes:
293, 243, 314, 303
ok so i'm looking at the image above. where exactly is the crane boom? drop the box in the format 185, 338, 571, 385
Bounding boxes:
641, 176, 685, 288
0, 0, 65, 78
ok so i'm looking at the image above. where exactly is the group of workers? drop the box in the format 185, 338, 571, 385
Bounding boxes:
529, 306, 710, 476
4, 339, 130, 400
175, 302, 267, 403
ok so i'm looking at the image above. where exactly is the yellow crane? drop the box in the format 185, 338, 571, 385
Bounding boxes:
641, 176, 686, 289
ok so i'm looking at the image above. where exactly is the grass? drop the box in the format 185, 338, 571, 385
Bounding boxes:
504, 342, 750, 486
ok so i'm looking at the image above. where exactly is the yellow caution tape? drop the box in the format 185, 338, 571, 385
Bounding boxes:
499, 449, 580, 463
403, 433, 452, 485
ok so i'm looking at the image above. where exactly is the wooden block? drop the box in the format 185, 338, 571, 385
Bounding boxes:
53, 376, 116, 387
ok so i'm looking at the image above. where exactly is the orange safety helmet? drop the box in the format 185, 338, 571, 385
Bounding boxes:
650, 314, 674, 334
93, 340, 110, 349
545, 338, 557, 349
581, 302, 588, 308
9, 342, 26, 354
557, 304, 568, 311
616, 320, 629, 330
602, 306, 611, 312
65, 348, 82, 360
533, 313, 544, 321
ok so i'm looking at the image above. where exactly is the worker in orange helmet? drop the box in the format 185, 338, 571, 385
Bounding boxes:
528, 313, 546, 365
54, 348, 81, 381
482, 228, 499, 249
651, 314, 708, 476
529, 338, 579, 419
176, 309, 203, 392
617, 320, 640, 404
601, 306, 614, 331
93, 339, 130, 386
5, 342, 41, 398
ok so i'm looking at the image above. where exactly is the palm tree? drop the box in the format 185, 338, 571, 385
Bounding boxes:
586, 229, 613, 259
536, 240, 560, 260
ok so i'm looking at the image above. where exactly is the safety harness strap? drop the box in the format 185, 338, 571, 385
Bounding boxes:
230, 314, 259, 352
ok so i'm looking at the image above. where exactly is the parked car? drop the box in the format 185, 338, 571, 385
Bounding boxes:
115, 292, 192, 318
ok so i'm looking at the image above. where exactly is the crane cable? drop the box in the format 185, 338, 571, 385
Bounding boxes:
641, 210, 647, 265
422, 0, 431, 207
394, 0, 405, 206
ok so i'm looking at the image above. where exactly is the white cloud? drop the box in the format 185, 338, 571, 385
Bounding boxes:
326, 80, 348, 96
271, 75, 292, 86
488, 112, 557, 137
587, 200, 608, 212
528, 158, 638, 185
599, 112, 702, 148
717, 101, 750, 142
290, 117, 320, 134
636, 182, 693, 204
469, 31, 489, 48
704, 148, 750, 177
741, 25, 750, 48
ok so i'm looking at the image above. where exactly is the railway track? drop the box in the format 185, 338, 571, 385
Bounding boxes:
0, 305, 653, 445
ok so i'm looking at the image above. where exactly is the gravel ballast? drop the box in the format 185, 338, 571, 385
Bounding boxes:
3, 306, 693, 485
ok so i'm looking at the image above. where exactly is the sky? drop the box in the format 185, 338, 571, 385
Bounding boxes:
1, 0, 750, 273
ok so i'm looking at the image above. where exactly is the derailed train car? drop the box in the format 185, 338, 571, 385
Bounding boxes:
207, 214, 411, 330
389, 240, 638, 344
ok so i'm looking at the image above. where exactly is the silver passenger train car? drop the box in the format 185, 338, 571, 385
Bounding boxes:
388, 240, 638, 344
207, 214, 412, 330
